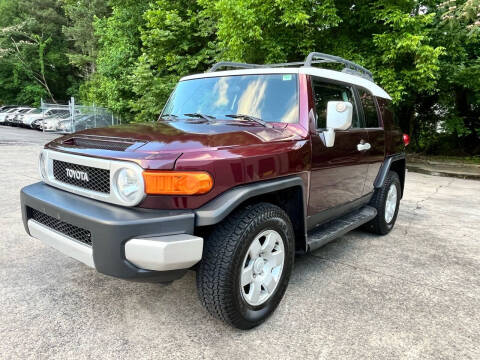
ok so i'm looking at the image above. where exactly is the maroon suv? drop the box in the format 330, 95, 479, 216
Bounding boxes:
21, 53, 406, 329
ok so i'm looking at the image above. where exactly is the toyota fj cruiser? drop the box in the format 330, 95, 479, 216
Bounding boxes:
21, 53, 406, 329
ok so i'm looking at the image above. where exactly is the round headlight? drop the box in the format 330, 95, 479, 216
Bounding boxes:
114, 168, 142, 203
38, 152, 47, 180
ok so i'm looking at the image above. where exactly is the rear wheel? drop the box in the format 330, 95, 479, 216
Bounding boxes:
196, 203, 295, 329
365, 171, 401, 235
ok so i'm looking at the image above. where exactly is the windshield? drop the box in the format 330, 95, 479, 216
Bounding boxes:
162, 74, 299, 123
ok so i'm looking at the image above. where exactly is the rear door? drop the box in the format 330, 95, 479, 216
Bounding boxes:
308, 77, 370, 226
356, 87, 385, 195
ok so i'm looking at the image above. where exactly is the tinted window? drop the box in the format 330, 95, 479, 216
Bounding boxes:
358, 88, 380, 127
311, 78, 360, 128
163, 74, 299, 123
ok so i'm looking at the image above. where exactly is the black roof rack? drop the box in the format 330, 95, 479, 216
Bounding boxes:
208, 62, 264, 71
304, 52, 373, 80
208, 52, 373, 81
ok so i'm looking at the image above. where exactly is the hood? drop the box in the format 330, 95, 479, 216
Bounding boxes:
47, 120, 303, 170
51, 120, 301, 153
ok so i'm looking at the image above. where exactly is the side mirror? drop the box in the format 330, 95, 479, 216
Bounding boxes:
323, 101, 353, 147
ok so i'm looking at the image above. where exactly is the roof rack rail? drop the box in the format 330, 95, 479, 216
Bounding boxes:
208, 60, 334, 72
207, 52, 373, 81
208, 62, 265, 72
303, 52, 373, 80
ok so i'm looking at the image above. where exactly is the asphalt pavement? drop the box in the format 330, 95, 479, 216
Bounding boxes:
1, 127, 479, 359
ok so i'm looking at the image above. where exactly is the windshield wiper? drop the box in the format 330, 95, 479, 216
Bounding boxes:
225, 114, 271, 128
184, 113, 216, 121
158, 113, 178, 121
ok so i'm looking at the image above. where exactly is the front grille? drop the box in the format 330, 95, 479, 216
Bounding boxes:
29, 208, 92, 246
53, 160, 110, 193
64, 137, 137, 151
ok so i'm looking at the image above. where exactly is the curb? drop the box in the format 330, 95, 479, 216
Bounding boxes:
407, 164, 480, 181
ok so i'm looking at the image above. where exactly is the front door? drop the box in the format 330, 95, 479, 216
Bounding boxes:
308, 77, 370, 228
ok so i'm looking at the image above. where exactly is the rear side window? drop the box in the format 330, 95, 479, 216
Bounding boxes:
358, 88, 380, 128
311, 78, 360, 128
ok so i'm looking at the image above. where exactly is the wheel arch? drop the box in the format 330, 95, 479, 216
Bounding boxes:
374, 153, 406, 198
194, 176, 308, 252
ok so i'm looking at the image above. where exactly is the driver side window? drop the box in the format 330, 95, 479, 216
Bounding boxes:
311, 78, 360, 129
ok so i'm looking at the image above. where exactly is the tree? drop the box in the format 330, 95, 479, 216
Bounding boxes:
79, 0, 150, 117
203, 0, 444, 139
0, 0, 76, 104
201, 0, 340, 63
1, 0, 476, 155
431, 0, 480, 153
61, 0, 111, 78
129, 0, 218, 121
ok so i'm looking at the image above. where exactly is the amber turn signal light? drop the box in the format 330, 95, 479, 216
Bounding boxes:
143, 171, 213, 195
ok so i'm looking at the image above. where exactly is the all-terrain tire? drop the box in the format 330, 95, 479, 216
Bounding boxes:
365, 171, 401, 235
196, 202, 295, 329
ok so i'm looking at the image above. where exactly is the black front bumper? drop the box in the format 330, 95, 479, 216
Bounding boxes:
21, 182, 195, 282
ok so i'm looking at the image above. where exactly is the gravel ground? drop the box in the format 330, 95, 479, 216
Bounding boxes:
1, 127, 479, 359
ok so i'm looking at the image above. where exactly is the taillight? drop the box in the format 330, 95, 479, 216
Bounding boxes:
143, 171, 213, 195
403, 134, 410, 146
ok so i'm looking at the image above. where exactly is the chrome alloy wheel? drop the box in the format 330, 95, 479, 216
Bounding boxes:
240, 229, 285, 306
384, 183, 398, 223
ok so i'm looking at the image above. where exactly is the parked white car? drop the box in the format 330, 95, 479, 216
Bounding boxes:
11, 108, 37, 126
22, 108, 71, 128
4, 107, 33, 124
0, 108, 22, 124
0, 105, 17, 113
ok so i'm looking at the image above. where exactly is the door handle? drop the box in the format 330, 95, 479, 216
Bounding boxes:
357, 142, 371, 151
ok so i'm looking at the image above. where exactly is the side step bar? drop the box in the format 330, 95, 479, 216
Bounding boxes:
307, 206, 377, 252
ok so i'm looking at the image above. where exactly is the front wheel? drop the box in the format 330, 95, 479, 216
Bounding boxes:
196, 203, 295, 329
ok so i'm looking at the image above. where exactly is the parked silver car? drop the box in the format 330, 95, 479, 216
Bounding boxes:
37, 113, 72, 131
56, 114, 112, 133
22, 108, 71, 128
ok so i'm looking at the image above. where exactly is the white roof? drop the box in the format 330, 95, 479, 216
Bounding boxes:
181, 67, 391, 100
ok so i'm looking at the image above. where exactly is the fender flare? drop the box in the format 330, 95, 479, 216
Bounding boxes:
374, 153, 406, 196
194, 176, 306, 227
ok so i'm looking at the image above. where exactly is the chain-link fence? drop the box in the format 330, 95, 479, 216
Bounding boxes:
39, 98, 121, 134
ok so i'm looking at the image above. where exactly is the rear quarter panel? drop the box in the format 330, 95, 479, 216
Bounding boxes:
377, 98, 404, 156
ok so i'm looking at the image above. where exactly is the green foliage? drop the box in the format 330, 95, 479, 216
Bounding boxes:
0, 0, 76, 104
372, 4, 444, 103
423, 0, 480, 153
61, 0, 110, 78
79, 0, 150, 119
129, 0, 218, 122
202, 0, 340, 63
0, 0, 478, 154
